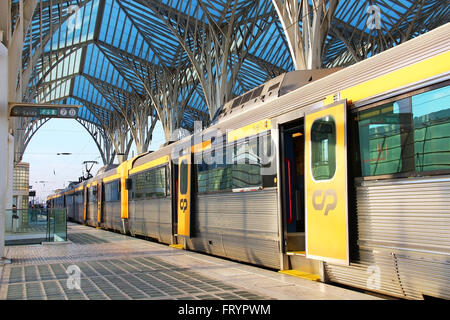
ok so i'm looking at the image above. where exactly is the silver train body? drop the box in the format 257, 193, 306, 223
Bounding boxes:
51, 23, 450, 300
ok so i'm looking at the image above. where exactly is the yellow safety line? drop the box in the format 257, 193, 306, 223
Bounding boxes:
286, 251, 306, 256
170, 244, 185, 250
279, 270, 321, 282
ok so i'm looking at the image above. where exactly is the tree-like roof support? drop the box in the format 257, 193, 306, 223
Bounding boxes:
11, 0, 447, 166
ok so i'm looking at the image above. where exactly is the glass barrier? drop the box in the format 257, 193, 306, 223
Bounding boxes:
47, 209, 54, 242
48, 208, 67, 242
3, 208, 67, 245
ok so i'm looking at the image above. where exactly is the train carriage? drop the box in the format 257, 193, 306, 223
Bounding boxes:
49, 23, 450, 299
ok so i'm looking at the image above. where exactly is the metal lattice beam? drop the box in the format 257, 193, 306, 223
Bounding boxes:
13, 0, 449, 166
77, 119, 116, 165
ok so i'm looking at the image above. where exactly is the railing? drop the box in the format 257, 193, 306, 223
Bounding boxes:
3, 208, 67, 245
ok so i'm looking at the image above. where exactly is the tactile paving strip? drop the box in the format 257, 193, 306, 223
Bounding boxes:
68, 232, 129, 245
2, 256, 269, 300
6, 225, 47, 234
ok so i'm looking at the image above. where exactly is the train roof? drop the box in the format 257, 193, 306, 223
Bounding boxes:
49, 23, 450, 198
214, 68, 341, 123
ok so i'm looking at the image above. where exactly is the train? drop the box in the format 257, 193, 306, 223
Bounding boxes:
48, 23, 450, 300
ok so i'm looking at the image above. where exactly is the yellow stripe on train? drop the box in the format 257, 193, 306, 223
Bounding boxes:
227, 119, 271, 143
325, 51, 450, 105
129, 155, 170, 175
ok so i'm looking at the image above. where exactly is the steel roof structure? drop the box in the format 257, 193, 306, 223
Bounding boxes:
6, 0, 449, 165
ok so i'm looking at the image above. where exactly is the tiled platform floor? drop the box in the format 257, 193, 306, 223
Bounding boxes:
0, 223, 380, 300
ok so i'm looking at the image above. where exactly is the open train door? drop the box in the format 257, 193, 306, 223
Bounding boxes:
305, 100, 349, 265
177, 153, 192, 238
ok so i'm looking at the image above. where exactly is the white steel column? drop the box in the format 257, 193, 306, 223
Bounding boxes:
0, 42, 9, 262
7, 133, 14, 210
272, 0, 338, 70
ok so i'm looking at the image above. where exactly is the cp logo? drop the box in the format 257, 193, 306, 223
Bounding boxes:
312, 189, 337, 216
179, 199, 188, 213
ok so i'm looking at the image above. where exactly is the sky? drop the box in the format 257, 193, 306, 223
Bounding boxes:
22, 118, 165, 204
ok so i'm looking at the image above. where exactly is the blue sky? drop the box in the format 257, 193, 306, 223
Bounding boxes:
22, 118, 165, 203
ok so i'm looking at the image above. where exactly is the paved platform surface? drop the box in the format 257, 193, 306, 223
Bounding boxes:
0, 223, 381, 300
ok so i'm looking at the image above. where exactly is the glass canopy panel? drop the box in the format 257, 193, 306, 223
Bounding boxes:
36, 78, 72, 104
19, 0, 449, 131
72, 76, 114, 113
43, 0, 98, 53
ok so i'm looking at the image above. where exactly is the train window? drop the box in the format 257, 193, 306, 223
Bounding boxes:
232, 138, 262, 188
195, 134, 269, 193
311, 116, 336, 180
133, 166, 167, 199
180, 160, 188, 195
412, 85, 450, 172
356, 84, 450, 177
196, 153, 209, 193
88, 186, 97, 203
357, 97, 414, 176
104, 180, 120, 202
75, 191, 83, 205
208, 146, 232, 192
261, 133, 277, 188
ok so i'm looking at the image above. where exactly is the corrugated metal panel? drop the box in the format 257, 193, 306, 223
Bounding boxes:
73, 198, 83, 223
395, 250, 450, 300
102, 202, 121, 232
326, 247, 450, 300
326, 175, 450, 299
86, 203, 97, 226
325, 247, 406, 298
129, 198, 172, 244
356, 176, 450, 252
66, 195, 74, 220
187, 189, 280, 269
129, 200, 143, 236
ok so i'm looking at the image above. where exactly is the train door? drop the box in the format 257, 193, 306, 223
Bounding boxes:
92, 184, 98, 226
172, 161, 179, 239
280, 119, 306, 253
71, 193, 75, 221
177, 153, 192, 238
83, 186, 88, 223
97, 182, 103, 226
304, 101, 349, 265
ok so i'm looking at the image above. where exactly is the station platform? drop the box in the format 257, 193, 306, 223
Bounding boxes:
0, 223, 380, 300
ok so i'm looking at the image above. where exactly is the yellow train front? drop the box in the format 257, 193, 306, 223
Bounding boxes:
48, 23, 450, 300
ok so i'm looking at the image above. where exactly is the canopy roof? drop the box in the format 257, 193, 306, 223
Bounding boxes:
12, 0, 449, 163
